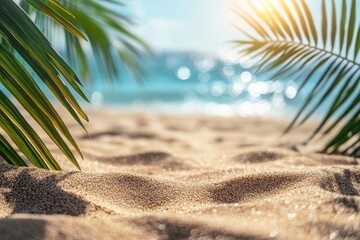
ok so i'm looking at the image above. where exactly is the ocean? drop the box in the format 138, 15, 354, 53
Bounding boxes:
84, 51, 327, 118
1, 51, 338, 119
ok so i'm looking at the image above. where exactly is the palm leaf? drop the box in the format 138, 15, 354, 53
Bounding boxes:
234, 0, 360, 157
0, 0, 89, 170
0, 0, 146, 169
23, 0, 150, 81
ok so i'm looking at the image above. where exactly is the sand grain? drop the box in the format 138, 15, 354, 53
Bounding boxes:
0, 110, 359, 239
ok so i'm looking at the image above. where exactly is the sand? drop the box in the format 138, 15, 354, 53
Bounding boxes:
0, 109, 359, 240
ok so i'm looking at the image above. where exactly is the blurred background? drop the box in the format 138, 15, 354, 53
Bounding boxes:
81, 0, 320, 118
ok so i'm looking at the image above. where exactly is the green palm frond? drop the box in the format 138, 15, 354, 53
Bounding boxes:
0, 0, 146, 169
234, 0, 359, 157
21, 0, 149, 81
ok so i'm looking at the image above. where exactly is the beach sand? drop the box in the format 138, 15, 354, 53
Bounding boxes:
0, 109, 359, 240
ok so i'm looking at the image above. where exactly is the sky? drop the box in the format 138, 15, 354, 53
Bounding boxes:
131, 0, 238, 53
129, 0, 327, 54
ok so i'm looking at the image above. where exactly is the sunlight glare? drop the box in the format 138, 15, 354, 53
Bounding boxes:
240, 71, 253, 83
248, 0, 283, 14
91, 92, 104, 109
177, 67, 191, 80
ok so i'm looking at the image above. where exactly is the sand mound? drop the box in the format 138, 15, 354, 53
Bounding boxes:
83, 130, 157, 140
0, 214, 150, 240
232, 149, 285, 163
94, 151, 189, 170
210, 172, 305, 203
0, 164, 88, 216
0, 111, 359, 239
320, 169, 360, 196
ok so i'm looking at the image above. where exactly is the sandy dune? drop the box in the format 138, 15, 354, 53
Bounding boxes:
0, 110, 359, 240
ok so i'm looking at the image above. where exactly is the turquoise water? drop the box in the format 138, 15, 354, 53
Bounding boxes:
85, 51, 324, 118
3, 51, 341, 118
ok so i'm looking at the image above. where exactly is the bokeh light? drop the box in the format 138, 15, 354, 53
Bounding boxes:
176, 67, 191, 80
